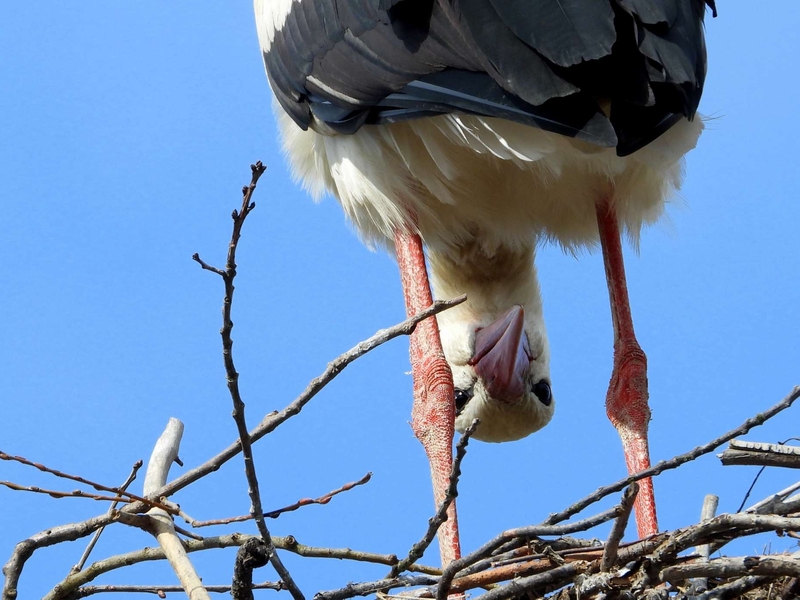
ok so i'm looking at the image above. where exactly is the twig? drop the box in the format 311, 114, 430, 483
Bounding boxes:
651, 513, 800, 565
41, 534, 439, 599
142, 419, 210, 600
745, 481, 800, 515
471, 563, 585, 600
694, 575, 772, 600
691, 493, 720, 593
720, 440, 800, 468
544, 385, 800, 527
661, 554, 800, 583
194, 161, 304, 600
0, 482, 134, 503
601, 483, 638, 571
391, 419, 480, 577
314, 575, 441, 600
188, 472, 372, 527
135, 295, 465, 513
435, 505, 623, 600
0, 452, 172, 513
63, 583, 282, 598
70, 461, 143, 575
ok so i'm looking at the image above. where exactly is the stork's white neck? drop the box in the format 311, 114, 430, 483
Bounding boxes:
429, 242, 545, 356
427, 241, 553, 442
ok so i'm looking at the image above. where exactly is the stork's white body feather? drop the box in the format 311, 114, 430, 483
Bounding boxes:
275, 106, 702, 441
277, 108, 701, 253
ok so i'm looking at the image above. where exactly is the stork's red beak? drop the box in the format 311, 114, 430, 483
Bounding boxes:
468, 305, 533, 403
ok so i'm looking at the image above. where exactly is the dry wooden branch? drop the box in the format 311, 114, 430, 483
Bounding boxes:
143, 419, 210, 600
720, 439, 800, 468
601, 483, 638, 571
661, 553, 800, 583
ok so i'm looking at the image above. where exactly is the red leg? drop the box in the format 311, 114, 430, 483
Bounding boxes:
394, 228, 461, 566
596, 198, 658, 538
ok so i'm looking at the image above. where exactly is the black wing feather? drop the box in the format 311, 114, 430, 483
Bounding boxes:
263, 0, 711, 154
487, 0, 616, 67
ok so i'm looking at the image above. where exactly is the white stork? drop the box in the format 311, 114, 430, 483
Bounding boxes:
254, 0, 714, 565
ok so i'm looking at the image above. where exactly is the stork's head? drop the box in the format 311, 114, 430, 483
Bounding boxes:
443, 304, 555, 442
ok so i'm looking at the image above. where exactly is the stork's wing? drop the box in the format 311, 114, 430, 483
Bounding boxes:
256, 0, 712, 155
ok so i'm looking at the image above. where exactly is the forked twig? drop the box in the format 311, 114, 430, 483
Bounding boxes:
70, 460, 143, 575
194, 162, 303, 600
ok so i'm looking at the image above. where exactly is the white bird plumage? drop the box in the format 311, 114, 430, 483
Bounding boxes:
274, 106, 702, 441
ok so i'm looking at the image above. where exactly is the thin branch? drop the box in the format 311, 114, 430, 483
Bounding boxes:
435, 505, 623, 600
544, 385, 800, 526
188, 472, 372, 527
194, 161, 304, 600
314, 575, 441, 600
70, 461, 143, 575
471, 562, 585, 600
67, 582, 282, 598
391, 419, 480, 577
44, 533, 437, 600
0, 452, 173, 513
119, 294, 465, 515
0, 482, 134, 503
601, 483, 638, 571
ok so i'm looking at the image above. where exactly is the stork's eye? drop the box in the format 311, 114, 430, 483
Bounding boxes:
454, 388, 472, 414
532, 380, 552, 406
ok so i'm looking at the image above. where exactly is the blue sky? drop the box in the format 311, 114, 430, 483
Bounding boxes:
1, 3, 799, 598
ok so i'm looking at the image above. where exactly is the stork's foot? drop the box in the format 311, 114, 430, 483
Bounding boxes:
605, 342, 657, 537
411, 352, 460, 565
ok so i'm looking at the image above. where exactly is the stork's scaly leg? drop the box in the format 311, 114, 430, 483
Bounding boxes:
596, 198, 658, 538
394, 228, 461, 566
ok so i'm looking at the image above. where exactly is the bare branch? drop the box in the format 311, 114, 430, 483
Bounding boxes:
544, 385, 800, 526
601, 483, 638, 571
121, 294, 465, 514
435, 505, 623, 600
720, 440, 800, 468
188, 472, 372, 527
194, 161, 303, 600
0, 452, 172, 513
314, 575, 440, 600
143, 419, 210, 600
661, 554, 800, 583
694, 575, 773, 600
63, 582, 282, 598
70, 460, 143, 575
